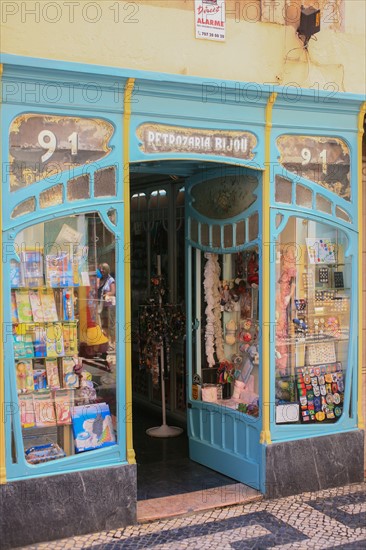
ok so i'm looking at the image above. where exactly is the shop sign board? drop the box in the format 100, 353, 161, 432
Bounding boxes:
9, 114, 114, 191
277, 135, 351, 200
194, 0, 225, 42
137, 123, 257, 160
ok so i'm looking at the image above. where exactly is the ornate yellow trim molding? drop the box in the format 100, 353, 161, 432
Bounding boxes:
260, 92, 277, 445
357, 102, 366, 430
124, 79, 136, 464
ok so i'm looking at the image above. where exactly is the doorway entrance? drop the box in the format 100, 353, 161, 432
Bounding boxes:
130, 161, 262, 518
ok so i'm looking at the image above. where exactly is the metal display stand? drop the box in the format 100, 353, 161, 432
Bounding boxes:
146, 255, 183, 438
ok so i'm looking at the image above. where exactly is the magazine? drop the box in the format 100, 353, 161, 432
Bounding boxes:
20, 250, 44, 287
45, 252, 73, 287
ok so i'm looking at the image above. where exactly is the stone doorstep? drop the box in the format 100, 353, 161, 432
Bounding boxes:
137, 483, 262, 523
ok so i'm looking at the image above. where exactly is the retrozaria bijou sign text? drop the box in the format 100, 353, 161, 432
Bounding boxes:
137, 124, 257, 160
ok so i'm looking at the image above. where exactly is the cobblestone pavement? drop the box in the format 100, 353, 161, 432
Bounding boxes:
22, 482, 365, 550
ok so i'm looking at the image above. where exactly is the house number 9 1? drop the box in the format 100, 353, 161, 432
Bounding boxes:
38, 130, 79, 162
301, 147, 327, 174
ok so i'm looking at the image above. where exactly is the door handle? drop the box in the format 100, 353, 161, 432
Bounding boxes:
192, 319, 200, 330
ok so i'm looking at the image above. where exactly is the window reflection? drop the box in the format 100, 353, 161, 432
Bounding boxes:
11, 213, 118, 465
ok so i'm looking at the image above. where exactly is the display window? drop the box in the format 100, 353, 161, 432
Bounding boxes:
274, 217, 352, 425
8, 212, 118, 467
191, 248, 260, 417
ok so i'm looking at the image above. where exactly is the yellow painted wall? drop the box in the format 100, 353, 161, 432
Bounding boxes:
0, 0, 365, 93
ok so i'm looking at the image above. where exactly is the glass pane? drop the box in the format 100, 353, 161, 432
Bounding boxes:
201, 223, 209, 246
248, 212, 259, 242
190, 219, 198, 243
11, 198, 36, 219
67, 175, 90, 201
39, 184, 63, 209
276, 214, 283, 229
212, 225, 221, 248
10, 213, 118, 464
176, 187, 185, 206
131, 192, 147, 212
9, 114, 114, 192
224, 225, 233, 247
107, 209, 117, 226
296, 185, 312, 208
316, 195, 332, 214
336, 206, 351, 223
149, 189, 168, 210
94, 167, 116, 198
277, 135, 351, 201
191, 249, 259, 417
236, 221, 245, 246
275, 217, 351, 425
275, 176, 292, 204
191, 174, 258, 219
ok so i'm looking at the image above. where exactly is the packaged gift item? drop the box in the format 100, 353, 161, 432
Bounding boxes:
33, 390, 56, 427
13, 334, 34, 358
25, 443, 66, 464
29, 289, 45, 322
32, 326, 47, 357
15, 360, 34, 392
201, 384, 220, 403
18, 393, 35, 428
11, 292, 19, 323
10, 259, 22, 288
62, 357, 79, 388
40, 289, 58, 322
63, 322, 78, 355
15, 290, 33, 323
33, 369, 47, 390
45, 359, 60, 390
54, 388, 74, 425
63, 288, 74, 320
72, 402, 116, 453
45, 323, 64, 357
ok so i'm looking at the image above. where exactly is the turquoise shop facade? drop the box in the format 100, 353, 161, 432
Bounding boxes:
0, 54, 364, 548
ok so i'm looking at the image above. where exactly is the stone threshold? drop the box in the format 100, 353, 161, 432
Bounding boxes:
137, 483, 262, 523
